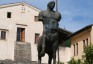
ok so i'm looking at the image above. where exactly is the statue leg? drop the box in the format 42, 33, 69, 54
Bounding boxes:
48, 53, 53, 64
38, 53, 41, 64
53, 41, 58, 64
40, 35, 46, 56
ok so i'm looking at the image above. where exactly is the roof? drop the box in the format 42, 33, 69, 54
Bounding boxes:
58, 28, 72, 35
68, 24, 93, 38
0, 1, 41, 12
58, 28, 72, 41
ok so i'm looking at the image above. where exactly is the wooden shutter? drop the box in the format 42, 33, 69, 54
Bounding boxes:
35, 16, 38, 22
21, 28, 25, 42
17, 28, 25, 42
35, 33, 40, 43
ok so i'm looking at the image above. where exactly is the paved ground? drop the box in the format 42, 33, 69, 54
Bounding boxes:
0, 61, 47, 64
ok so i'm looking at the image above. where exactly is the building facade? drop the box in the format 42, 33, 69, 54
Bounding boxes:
0, 1, 44, 62
70, 24, 93, 60
0, 2, 72, 64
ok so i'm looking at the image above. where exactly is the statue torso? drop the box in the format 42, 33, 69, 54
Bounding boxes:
41, 10, 61, 30
42, 10, 60, 24
38, 10, 61, 37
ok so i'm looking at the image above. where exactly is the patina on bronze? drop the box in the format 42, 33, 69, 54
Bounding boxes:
37, 1, 61, 64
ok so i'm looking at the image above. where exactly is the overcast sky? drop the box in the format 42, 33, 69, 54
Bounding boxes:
0, 0, 93, 32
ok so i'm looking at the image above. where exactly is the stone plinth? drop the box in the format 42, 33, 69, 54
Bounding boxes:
14, 42, 31, 63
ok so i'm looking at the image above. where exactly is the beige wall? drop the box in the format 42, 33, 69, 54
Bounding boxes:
56, 47, 71, 64
90, 26, 93, 44
0, 3, 43, 61
71, 28, 91, 60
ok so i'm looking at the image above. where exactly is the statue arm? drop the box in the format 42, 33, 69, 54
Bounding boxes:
38, 11, 43, 21
58, 12, 61, 22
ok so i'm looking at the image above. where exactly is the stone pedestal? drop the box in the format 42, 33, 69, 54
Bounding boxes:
14, 42, 31, 64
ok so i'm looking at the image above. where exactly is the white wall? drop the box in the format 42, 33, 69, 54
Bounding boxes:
56, 47, 71, 64
0, 3, 70, 64
0, 3, 43, 61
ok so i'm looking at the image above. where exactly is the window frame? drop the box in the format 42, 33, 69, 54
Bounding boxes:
83, 40, 85, 53
34, 16, 38, 22
73, 44, 75, 56
16, 27, 25, 42
86, 38, 88, 47
1, 31, 6, 40
7, 12, 11, 18
76, 43, 78, 55
35, 33, 40, 44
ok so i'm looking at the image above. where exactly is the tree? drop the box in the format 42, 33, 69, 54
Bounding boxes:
67, 58, 82, 64
83, 44, 93, 64
56, 62, 64, 64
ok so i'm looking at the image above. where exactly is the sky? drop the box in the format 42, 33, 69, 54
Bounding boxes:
0, 0, 93, 32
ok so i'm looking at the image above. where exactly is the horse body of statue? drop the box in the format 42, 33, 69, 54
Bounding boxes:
37, 1, 61, 64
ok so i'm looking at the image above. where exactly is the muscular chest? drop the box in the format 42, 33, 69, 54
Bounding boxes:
43, 12, 59, 20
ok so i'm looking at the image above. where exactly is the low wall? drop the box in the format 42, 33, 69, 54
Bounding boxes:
56, 47, 71, 64
14, 42, 31, 63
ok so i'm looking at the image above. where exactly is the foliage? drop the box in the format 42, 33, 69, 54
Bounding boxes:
64, 39, 71, 47
68, 44, 93, 64
56, 62, 64, 64
67, 58, 82, 64
59, 39, 71, 47
67, 58, 88, 64
82, 44, 93, 64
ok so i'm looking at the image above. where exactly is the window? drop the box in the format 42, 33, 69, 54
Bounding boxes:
17, 27, 25, 42
35, 33, 40, 43
73, 44, 75, 56
7, 12, 11, 18
76, 43, 78, 55
34, 16, 38, 22
1, 31, 6, 40
86, 38, 88, 47
83, 40, 85, 53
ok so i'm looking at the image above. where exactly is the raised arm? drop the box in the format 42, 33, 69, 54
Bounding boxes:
38, 11, 43, 21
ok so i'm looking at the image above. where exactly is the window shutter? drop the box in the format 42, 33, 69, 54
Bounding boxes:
21, 28, 25, 42
35, 16, 38, 22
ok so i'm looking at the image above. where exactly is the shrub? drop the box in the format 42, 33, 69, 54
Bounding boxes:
56, 62, 64, 64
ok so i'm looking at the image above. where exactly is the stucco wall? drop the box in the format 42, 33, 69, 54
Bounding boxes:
71, 29, 91, 60
0, 3, 43, 62
56, 47, 71, 64
0, 3, 70, 64
90, 26, 93, 44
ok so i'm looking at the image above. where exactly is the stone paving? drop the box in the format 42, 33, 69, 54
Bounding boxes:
0, 60, 47, 64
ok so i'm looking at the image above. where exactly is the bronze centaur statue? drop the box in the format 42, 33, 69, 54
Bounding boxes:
37, 1, 61, 64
